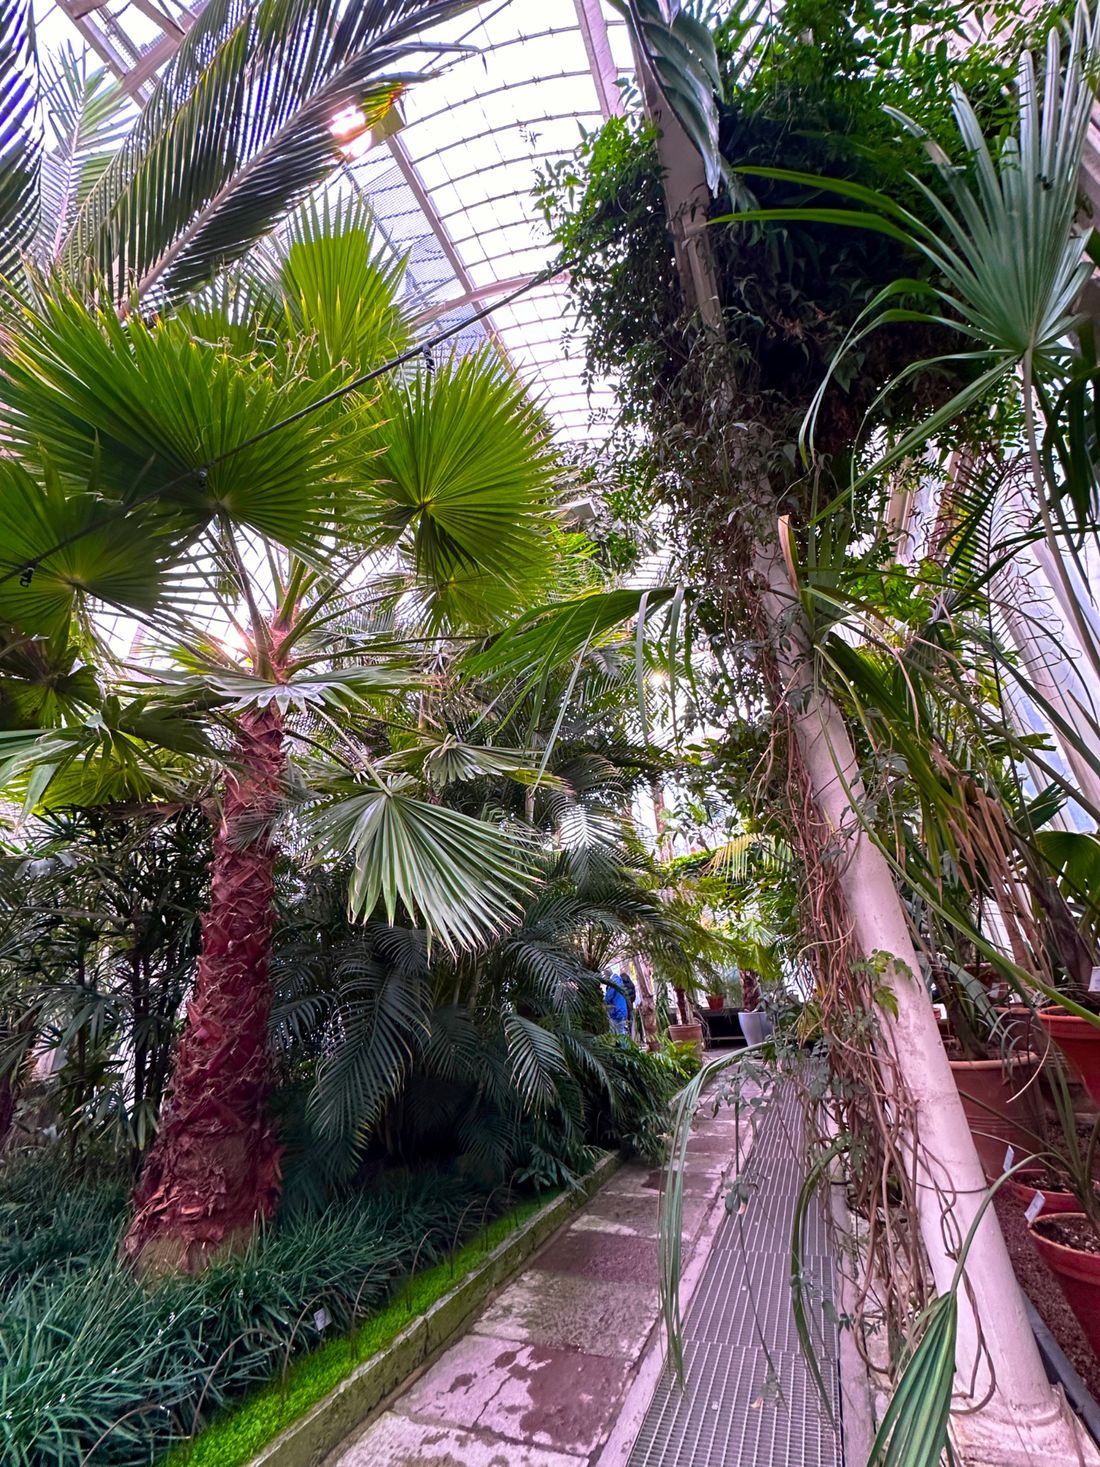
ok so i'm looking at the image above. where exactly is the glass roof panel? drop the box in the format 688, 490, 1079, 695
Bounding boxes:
31, 0, 633, 442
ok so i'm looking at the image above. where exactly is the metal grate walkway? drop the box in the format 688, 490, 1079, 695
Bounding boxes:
627, 1086, 842, 1467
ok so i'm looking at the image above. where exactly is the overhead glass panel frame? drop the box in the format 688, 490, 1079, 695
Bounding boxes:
30, 0, 635, 441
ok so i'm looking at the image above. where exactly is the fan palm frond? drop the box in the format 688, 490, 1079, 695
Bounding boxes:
381, 731, 549, 790
307, 779, 536, 950
0, 291, 360, 565
0, 707, 213, 812
723, 0, 1100, 505
274, 193, 412, 377
368, 350, 558, 627
0, 459, 166, 644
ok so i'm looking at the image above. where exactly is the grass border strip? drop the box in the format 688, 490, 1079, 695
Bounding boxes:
228, 1154, 620, 1467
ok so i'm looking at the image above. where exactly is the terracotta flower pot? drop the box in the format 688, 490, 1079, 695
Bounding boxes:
705, 994, 725, 1011
1029, 1213, 1100, 1356
668, 1021, 704, 1055
1001, 1167, 1080, 1216
1037, 1008, 1100, 1106
948, 1055, 1039, 1180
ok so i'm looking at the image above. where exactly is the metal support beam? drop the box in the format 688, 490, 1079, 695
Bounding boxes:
59, 0, 192, 100
385, 134, 512, 363
120, 31, 187, 98
415, 274, 542, 324
56, 3, 135, 79
572, 0, 623, 119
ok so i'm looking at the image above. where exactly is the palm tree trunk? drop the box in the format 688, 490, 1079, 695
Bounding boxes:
753, 535, 1082, 1454
636, 64, 1079, 1446
122, 706, 284, 1275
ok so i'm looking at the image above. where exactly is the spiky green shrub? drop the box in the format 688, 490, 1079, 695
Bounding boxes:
583, 1036, 690, 1164
0, 1162, 507, 1466
164, 1195, 550, 1467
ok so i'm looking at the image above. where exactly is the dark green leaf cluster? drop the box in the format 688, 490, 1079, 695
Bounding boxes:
0, 1156, 505, 1467
536, 0, 1046, 504
269, 846, 692, 1201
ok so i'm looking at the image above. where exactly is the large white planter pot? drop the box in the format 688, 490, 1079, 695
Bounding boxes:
739, 1011, 773, 1047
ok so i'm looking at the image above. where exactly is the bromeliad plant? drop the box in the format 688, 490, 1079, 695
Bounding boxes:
0, 203, 558, 1273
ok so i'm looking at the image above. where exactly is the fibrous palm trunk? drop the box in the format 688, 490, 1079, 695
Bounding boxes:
634, 52, 1082, 1451
122, 707, 284, 1275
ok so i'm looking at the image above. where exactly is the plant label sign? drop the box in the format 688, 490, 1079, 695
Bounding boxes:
1003, 1146, 1015, 1173
1024, 1193, 1045, 1225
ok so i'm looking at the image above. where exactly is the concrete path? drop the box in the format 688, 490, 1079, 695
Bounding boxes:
328, 1093, 756, 1467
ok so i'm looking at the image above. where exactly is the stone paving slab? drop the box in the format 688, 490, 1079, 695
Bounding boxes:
402, 1335, 633, 1455
534, 1231, 660, 1286
569, 1191, 709, 1242
472, 1272, 660, 1359
637, 1164, 728, 1197
336, 1412, 588, 1466
329, 1081, 759, 1467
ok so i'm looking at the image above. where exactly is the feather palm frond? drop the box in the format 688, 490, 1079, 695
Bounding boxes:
61, 0, 478, 306
0, 0, 40, 284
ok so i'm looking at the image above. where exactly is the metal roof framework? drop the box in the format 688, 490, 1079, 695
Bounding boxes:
31, 0, 637, 439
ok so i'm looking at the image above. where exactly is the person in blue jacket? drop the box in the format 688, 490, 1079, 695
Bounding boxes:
604, 978, 629, 1035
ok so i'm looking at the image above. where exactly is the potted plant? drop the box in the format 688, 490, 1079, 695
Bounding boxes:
667, 1017, 705, 1052
723, 921, 781, 1048
1026, 832, 1100, 1100
1027, 1074, 1100, 1353
1002, 1166, 1080, 1215
704, 974, 743, 1012
999, 1069, 1086, 1216
664, 983, 702, 1051
737, 967, 772, 1047
1038, 997, 1100, 1105
933, 959, 1043, 1179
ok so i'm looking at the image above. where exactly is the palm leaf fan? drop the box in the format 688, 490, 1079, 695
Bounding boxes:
367, 350, 558, 627
0, 290, 362, 565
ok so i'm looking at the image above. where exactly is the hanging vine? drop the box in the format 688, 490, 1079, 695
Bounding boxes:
535, 0, 1057, 1376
